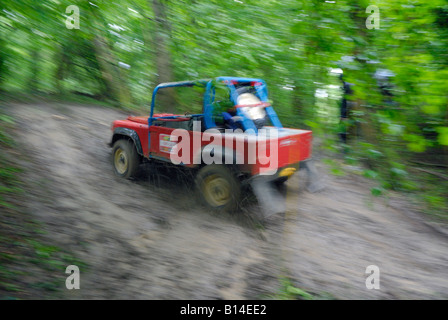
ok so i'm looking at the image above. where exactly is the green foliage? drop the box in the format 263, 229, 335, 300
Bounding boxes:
0, 111, 23, 209
269, 276, 336, 300
323, 158, 346, 176
436, 127, 448, 146
271, 277, 314, 300
370, 187, 383, 197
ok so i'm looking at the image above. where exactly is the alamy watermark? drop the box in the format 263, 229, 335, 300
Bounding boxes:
65, 5, 80, 30
166, 121, 280, 175
65, 265, 80, 289
365, 265, 380, 289
366, 5, 380, 30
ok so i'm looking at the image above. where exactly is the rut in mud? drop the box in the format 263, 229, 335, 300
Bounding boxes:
8, 102, 448, 299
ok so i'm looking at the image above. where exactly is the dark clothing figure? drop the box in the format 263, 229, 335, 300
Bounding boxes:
374, 69, 396, 107
340, 80, 354, 118
339, 79, 354, 144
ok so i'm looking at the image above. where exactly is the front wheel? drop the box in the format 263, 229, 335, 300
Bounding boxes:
112, 139, 140, 179
196, 165, 241, 212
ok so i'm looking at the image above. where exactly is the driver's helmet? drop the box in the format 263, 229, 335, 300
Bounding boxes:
236, 92, 267, 130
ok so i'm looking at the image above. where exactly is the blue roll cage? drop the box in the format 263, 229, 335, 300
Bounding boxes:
148, 76, 282, 131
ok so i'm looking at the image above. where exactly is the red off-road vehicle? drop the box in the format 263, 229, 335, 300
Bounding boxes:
109, 77, 313, 214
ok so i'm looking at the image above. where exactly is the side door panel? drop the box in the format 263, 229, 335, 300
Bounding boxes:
149, 126, 177, 161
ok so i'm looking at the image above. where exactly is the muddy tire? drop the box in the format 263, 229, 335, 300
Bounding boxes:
112, 139, 140, 179
196, 164, 241, 212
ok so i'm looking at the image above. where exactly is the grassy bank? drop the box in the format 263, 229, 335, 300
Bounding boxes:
0, 101, 85, 299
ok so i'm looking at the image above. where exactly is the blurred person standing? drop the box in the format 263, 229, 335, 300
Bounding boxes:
339, 74, 355, 144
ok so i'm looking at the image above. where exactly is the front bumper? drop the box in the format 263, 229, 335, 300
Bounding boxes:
251, 162, 301, 183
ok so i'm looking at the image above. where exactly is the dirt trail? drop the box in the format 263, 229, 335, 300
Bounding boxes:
9, 102, 448, 299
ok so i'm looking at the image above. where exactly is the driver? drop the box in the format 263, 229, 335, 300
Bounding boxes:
236, 92, 267, 130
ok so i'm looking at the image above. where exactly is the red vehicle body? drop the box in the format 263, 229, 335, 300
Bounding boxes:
112, 115, 311, 175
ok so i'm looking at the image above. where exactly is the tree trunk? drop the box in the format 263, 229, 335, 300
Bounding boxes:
87, 5, 132, 108
0, 39, 6, 91
54, 46, 68, 96
93, 36, 131, 108
28, 45, 39, 93
151, 0, 176, 113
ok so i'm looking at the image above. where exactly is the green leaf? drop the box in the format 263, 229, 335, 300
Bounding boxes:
390, 168, 407, 177
371, 187, 383, 197
363, 170, 378, 179
286, 286, 313, 300
436, 127, 448, 146
421, 105, 440, 115
330, 168, 345, 176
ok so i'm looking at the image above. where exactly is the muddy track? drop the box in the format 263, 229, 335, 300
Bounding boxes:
9, 102, 448, 299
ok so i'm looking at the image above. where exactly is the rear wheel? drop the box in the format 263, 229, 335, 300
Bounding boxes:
196, 165, 241, 212
112, 139, 140, 179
